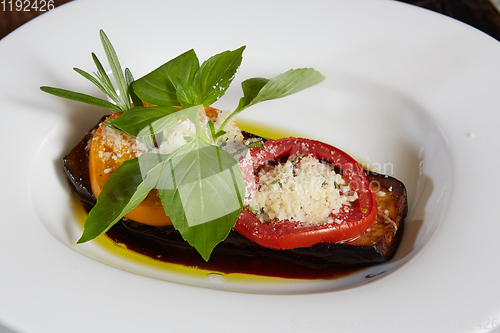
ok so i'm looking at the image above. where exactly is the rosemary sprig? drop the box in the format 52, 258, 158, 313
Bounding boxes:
40, 30, 132, 113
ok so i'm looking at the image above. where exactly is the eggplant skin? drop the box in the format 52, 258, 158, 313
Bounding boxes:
62, 121, 408, 277
62, 123, 98, 211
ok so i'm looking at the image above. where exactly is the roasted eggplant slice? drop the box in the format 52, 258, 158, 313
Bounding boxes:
62, 121, 407, 279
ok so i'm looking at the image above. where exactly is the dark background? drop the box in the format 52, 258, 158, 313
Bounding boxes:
1, 0, 500, 41
0, 0, 72, 39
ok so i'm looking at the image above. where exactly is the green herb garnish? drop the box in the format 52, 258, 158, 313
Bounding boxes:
41, 30, 133, 113
270, 179, 281, 185
41, 30, 324, 260
244, 137, 265, 149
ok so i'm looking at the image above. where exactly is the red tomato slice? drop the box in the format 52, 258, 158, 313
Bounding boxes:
235, 137, 377, 250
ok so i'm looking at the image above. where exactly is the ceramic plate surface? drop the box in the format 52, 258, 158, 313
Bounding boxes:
1, 0, 500, 332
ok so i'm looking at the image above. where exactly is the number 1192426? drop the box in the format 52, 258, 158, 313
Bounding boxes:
1, 0, 54, 11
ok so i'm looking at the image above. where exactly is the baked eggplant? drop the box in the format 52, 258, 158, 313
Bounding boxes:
62, 119, 408, 279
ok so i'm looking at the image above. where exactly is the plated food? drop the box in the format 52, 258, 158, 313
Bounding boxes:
42, 30, 408, 279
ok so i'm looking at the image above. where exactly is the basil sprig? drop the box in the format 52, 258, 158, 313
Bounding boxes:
157, 128, 245, 258
41, 30, 325, 260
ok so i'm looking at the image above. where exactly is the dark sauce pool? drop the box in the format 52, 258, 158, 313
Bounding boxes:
104, 220, 366, 280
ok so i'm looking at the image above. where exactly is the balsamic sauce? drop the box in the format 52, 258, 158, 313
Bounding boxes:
105, 220, 365, 280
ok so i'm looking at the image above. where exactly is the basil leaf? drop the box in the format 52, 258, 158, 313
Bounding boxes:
194, 46, 245, 106
236, 68, 325, 112
173, 210, 242, 261
157, 136, 245, 260
77, 153, 165, 243
132, 49, 200, 106
40, 86, 122, 113
176, 77, 200, 108
109, 105, 201, 141
125, 68, 143, 107
235, 77, 269, 111
216, 68, 325, 132
108, 105, 180, 137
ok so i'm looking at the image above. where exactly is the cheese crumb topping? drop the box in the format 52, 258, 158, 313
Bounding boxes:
156, 109, 246, 156
96, 109, 246, 168
96, 125, 143, 161
248, 156, 358, 226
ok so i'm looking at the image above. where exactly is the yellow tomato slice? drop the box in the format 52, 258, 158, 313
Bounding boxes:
89, 112, 172, 226
89, 107, 222, 226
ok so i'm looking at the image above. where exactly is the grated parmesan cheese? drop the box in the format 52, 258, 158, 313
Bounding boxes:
95, 109, 246, 168
157, 109, 246, 156
247, 156, 358, 226
158, 116, 197, 154
93, 123, 144, 175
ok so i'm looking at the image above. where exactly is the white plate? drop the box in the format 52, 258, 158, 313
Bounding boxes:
1, 0, 500, 332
